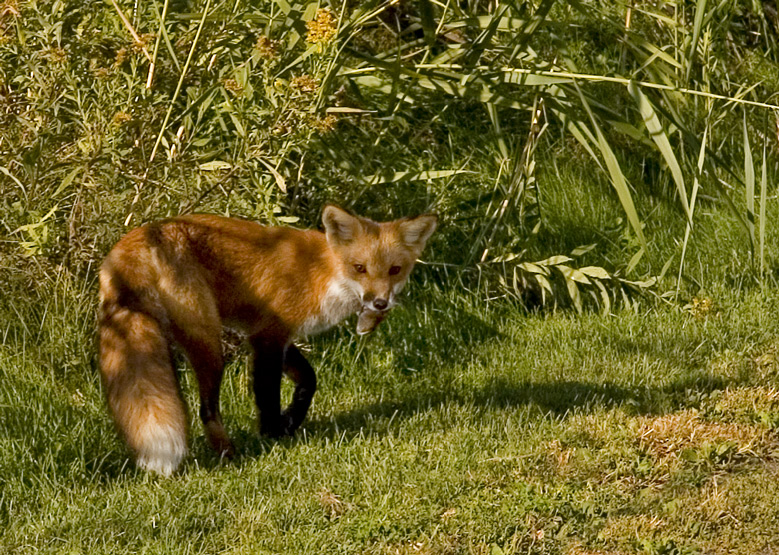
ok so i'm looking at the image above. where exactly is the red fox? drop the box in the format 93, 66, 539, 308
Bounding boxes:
98, 205, 437, 475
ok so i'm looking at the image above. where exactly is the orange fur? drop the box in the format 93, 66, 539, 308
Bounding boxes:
98, 206, 437, 475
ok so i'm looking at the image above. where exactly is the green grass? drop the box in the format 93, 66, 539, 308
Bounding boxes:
3, 278, 779, 554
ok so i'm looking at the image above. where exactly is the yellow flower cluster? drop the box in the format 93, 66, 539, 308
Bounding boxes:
688, 296, 716, 319
113, 47, 128, 68
290, 74, 318, 93
224, 78, 243, 95
112, 111, 132, 127
255, 36, 279, 60
42, 47, 67, 64
310, 114, 337, 134
306, 8, 337, 45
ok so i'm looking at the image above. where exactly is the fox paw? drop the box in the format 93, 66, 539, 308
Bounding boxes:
260, 412, 300, 437
208, 437, 235, 460
279, 411, 299, 437
205, 423, 235, 459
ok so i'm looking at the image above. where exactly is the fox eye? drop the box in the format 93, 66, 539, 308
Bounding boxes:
353, 264, 366, 273
389, 265, 401, 276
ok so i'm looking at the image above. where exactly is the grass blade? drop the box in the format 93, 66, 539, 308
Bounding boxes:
744, 113, 756, 255
677, 126, 708, 296
486, 103, 509, 159
685, 0, 709, 82
417, 0, 436, 48
149, 0, 212, 165
575, 83, 647, 252
760, 141, 767, 277
628, 81, 690, 223
147, 0, 174, 87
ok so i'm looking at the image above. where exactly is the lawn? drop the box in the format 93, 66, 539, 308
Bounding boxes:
3, 281, 779, 554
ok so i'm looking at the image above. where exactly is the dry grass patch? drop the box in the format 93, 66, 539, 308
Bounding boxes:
317, 487, 350, 520
671, 464, 779, 554
752, 347, 779, 376
638, 410, 779, 463
542, 439, 577, 476
368, 538, 489, 555
708, 386, 779, 426
596, 514, 666, 551
710, 341, 779, 383
567, 547, 631, 555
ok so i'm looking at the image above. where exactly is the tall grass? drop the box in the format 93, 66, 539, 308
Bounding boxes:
3, 1, 777, 287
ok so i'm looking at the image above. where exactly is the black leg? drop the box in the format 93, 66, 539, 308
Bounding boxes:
250, 335, 285, 437
281, 345, 317, 435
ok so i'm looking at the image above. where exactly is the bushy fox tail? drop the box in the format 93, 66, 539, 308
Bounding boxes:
98, 271, 188, 476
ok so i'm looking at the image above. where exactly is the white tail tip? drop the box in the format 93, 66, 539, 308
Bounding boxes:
133, 424, 188, 477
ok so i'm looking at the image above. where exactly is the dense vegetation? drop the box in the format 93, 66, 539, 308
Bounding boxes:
2, 0, 779, 553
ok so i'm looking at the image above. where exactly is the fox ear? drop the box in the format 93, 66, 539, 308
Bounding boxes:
323, 205, 359, 245
399, 214, 438, 251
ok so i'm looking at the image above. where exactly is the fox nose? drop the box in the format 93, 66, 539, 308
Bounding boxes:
372, 298, 389, 311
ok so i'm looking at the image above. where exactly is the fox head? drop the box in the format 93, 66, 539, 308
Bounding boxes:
323, 205, 438, 316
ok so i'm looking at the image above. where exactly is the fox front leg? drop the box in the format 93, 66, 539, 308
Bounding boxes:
250, 335, 285, 437
281, 345, 317, 435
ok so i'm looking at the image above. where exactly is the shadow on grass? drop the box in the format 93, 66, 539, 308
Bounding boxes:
301, 373, 733, 441
83, 298, 746, 476
210, 372, 736, 468
84, 369, 737, 476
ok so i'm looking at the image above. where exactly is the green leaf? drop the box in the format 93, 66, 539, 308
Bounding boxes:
228, 113, 246, 138
626, 247, 645, 275
760, 142, 767, 275
622, 277, 657, 289
686, 0, 709, 81
0, 165, 24, 188
12, 205, 58, 234
535, 273, 553, 297
257, 158, 287, 193
579, 266, 611, 280
491, 252, 522, 263
593, 279, 611, 316
537, 255, 572, 266
558, 265, 591, 285
365, 169, 468, 185
628, 82, 690, 223
560, 271, 583, 314
519, 262, 550, 275
50, 166, 81, 199
324, 107, 376, 114
744, 114, 756, 251
575, 83, 647, 252
570, 243, 596, 257
199, 161, 232, 171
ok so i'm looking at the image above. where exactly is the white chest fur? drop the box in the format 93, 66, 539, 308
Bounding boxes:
297, 276, 362, 337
